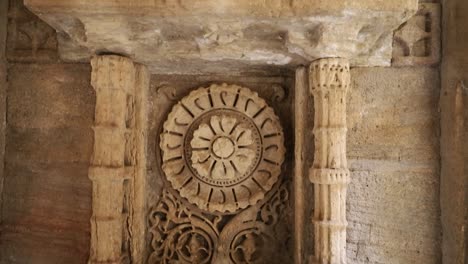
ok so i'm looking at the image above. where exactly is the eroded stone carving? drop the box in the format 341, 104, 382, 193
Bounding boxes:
392, 3, 441, 66
7, 0, 57, 61
148, 183, 289, 264
148, 190, 219, 264
156, 84, 178, 101
160, 84, 285, 214
201, 24, 244, 46
89, 55, 149, 263
309, 58, 351, 264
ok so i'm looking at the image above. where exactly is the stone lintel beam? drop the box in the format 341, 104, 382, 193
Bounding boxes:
25, 0, 417, 74
308, 58, 350, 264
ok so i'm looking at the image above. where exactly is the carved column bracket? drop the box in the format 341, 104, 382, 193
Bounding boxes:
89, 55, 149, 264
309, 58, 350, 264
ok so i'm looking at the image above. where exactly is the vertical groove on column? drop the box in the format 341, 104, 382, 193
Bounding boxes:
309, 58, 351, 264
294, 67, 307, 264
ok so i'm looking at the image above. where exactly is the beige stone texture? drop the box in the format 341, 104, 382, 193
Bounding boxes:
347, 67, 441, 264
24, 0, 417, 74
0, 63, 94, 264
440, 0, 468, 263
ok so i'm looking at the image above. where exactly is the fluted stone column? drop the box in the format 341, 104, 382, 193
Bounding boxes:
309, 58, 351, 264
88, 55, 148, 264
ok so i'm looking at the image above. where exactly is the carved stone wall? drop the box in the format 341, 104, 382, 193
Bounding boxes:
148, 75, 295, 264
0, 64, 444, 264
0, 1, 447, 263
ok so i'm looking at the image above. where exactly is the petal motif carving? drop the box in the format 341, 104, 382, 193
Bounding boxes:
160, 84, 285, 214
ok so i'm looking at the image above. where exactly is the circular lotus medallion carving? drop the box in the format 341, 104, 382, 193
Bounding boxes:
160, 84, 285, 213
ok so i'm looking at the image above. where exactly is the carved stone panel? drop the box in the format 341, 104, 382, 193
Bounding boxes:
149, 182, 290, 264
160, 84, 285, 214
151, 83, 291, 263
392, 3, 441, 66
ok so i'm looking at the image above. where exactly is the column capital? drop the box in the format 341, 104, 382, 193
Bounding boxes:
91, 55, 137, 94
309, 58, 350, 94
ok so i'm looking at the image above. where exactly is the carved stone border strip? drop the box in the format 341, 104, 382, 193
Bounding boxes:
294, 67, 308, 264
309, 58, 350, 264
89, 55, 149, 263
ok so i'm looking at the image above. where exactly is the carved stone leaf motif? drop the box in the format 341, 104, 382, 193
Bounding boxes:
160, 84, 285, 213
148, 184, 289, 264
214, 184, 289, 264
148, 191, 220, 264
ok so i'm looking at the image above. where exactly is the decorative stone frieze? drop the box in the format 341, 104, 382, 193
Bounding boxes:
160, 84, 285, 213
89, 55, 149, 264
392, 3, 441, 66
309, 58, 351, 264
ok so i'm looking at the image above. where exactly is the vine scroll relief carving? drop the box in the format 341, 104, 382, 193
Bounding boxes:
151, 84, 289, 263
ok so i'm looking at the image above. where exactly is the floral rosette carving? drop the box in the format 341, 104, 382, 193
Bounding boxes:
191, 115, 257, 181
160, 84, 285, 213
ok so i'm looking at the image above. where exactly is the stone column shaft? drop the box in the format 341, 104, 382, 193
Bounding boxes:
309, 58, 351, 264
89, 56, 136, 264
